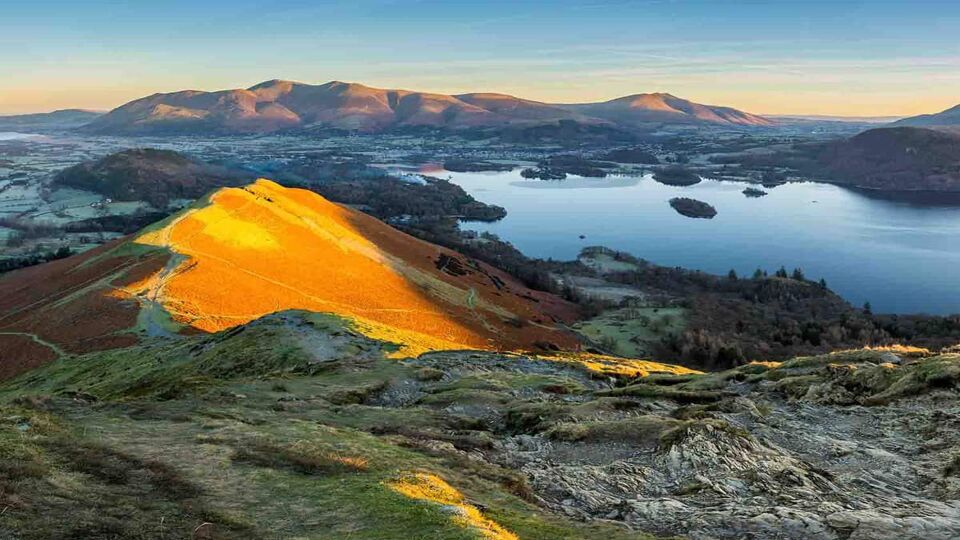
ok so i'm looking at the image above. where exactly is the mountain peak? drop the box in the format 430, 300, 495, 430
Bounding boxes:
569, 92, 773, 126
247, 79, 300, 90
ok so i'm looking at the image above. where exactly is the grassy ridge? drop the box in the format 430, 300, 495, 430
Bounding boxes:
3, 307, 958, 539
0, 312, 650, 540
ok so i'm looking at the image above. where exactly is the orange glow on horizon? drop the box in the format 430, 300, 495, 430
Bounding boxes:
2, 80, 957, 118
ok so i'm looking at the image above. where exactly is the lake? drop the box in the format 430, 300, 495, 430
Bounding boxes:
0, 132, 43, 141
444, 168, 960, 315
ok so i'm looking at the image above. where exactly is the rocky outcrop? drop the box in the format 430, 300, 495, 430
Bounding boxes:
485, 350, 960, 539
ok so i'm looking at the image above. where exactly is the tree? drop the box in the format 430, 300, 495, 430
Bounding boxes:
863, 301, 873, 315
818, 278, 828, 289
728, 269, 738, 281
598, 335, 619, 353
775, 266, 788, 278
752, 268, 764, 280
792, 268, 806, 281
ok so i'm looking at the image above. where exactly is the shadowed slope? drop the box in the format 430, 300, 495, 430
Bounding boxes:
0, 180, 578, 378
0, 241, 171, 379
815, 127, 960, 191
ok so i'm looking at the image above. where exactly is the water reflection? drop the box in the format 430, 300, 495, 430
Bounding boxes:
847, 187, 960, 208
447, 168, 960, 315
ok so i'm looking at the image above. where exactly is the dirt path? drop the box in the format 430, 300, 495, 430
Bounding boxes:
0, 331, 67, 358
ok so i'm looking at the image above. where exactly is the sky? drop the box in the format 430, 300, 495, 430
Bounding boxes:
2, 0, 959, 116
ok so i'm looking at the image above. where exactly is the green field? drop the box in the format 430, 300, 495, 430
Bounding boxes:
574, 305, 686, 357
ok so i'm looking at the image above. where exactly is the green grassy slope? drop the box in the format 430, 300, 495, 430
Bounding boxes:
0, 311, 652, 540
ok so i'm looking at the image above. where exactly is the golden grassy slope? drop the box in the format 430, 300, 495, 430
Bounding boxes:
127, 179, 577, 357
387, 472, 519, 540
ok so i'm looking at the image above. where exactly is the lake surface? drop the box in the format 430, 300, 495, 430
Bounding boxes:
0, 132, 43, 141
445, 169, 960, 315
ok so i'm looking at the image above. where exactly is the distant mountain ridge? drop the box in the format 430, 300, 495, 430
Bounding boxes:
894, 103, 960, 127
566, 92, 772, 127
83, 79, 773, 135
0, 109, 103, 129
769, 114, 903, 124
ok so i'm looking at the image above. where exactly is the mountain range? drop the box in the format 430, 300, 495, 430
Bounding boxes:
0, 108, 103, 129
82, 79, 774, 135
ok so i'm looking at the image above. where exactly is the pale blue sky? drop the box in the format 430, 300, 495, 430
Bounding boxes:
2, 0, 959, 115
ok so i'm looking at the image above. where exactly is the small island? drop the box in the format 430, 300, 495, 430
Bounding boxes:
654, 165, 701, 186
443, 159, 514, 173
520, 167, 567, 180
669, 197, 717, 219
742, 187, 768, 198
520, 155, 611, 180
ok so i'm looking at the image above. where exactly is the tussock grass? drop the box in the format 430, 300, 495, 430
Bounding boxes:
597, 381, 726, 403
231, 438, 369, 475
546, 415, 682, 446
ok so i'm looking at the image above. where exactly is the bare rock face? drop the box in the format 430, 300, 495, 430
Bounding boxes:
477, 351, 960, 539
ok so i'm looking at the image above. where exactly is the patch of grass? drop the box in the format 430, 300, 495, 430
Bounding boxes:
659, 418, 753, 448
323, 379, 390, 405
573, 306, 686, 357
503, 395, 651, 435
0, 405, 253, 540
419, 387, 512, 407
375, 424, 498, 452
772, 375, 821, 399
50, 439, 201, 499
756, 353, 960, 405
414, 367, 445, 381
428, 373, 586, 396
546, 415, 681, 446
231, 438, 369, 474
503, 402, 567, 433
0, 313, 369, 402
864, 355, 960, 404
597, 381, 726, 403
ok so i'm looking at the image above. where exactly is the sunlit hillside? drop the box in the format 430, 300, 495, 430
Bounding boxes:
0, 180, 578, 378
127, 179, 578, 355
